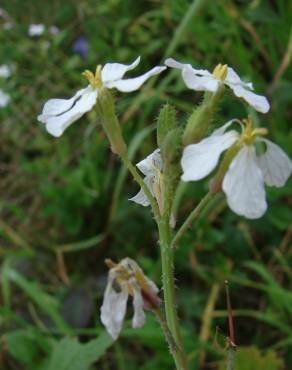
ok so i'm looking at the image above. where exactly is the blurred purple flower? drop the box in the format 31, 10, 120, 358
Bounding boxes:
73, 35, 89, 58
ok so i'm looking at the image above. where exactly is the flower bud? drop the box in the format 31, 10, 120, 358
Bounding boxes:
157, 104, 177, 149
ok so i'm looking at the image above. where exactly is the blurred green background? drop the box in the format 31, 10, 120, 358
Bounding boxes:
0, 0, 291, 369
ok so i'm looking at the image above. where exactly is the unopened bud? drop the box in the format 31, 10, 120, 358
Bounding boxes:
157, 104, 177, 149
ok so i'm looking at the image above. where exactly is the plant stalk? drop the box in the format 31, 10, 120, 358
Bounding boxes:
158, 216, 189, 370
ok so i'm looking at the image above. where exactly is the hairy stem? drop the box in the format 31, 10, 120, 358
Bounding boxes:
158, 216, 189, 370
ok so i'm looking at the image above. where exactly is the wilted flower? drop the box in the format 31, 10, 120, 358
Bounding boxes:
165, 58, 270, 113
100, 258, 160, 340
38, 57, 166, 137
181, 118, 292, 219
73, 35, 89, 58
0, 89, 10, 107
0, 64, 12, 78
28, 24, 45, 37
130, 149, 164, 213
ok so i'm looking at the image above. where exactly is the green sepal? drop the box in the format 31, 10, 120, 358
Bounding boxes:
96, 88, 127, 156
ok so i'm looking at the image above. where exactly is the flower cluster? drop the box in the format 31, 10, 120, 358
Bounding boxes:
38, 56, 291, 339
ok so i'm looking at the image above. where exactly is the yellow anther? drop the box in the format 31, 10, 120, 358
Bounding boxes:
213, 63, 228, 81
240, 117, 268, 145
105, 258, 117, 269
82, 64, 103, 88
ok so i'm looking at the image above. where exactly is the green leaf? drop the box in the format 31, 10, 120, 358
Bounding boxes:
6, 329, 52, 366
7, 268, 70, 333
46, 332, 114, 370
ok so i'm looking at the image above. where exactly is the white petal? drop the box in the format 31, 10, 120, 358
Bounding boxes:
105, 66, 166, 92
222, 145, 267, 219
132, 287, 145, 329
226, 67, 253, 89
164, 58, 192, 70
28, 24, 45, 36
211, 119, 243, 137
129, 175, 153, 206
165, 58, 211, 76
0, 89, 10, 107
38, 86, 98, 137
136, 148, 162, 176
101, 56, 140, 83
230, 84, 270, 113
39, 88, 85, 117
182, 66, 219, 92
100, 275, 128, 340
257, 138, 292, 187
129, 188, 150, 207
0, 64, 12, 78
181, 131, 239, 181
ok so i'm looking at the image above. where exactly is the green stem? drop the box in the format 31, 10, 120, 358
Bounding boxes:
171, 192, 215, 249
154, 308, 179, 358
158, 217, 189, 370
120, 155, 160, 221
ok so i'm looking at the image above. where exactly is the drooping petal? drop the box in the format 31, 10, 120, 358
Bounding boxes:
257, 138, 292, 187
181, 130, 239, 181
132, 287, 145, 329
100, 275, 128, 340
182, 66, 219, 93
101, 56, 141, 83
165, 58, 211, 76
230, 84, 270, 113
226, 67, 253, 90
164, 58, 192, 70
105, 66, 166, 92
136, 149, 162, 176
38, 86, 98, 137
222, 145, 267, 219
129, 175, 153, 206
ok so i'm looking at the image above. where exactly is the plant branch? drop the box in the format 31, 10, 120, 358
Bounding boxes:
171, 192, 215, 249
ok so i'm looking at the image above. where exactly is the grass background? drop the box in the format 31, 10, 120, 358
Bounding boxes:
0, 0, 291, 369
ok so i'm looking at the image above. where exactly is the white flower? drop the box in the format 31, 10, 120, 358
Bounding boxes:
0, 89, 10, 107
38, 57, 166, 137
165, 58, 270, 114
181, 119, 292, 219
100, 258, 160, 340
0, 64, 12, 78
28, 24, 45, 37
129, 149, 164, 212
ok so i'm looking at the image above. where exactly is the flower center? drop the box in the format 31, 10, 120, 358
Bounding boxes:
82, 64, 103, 89
240, 117, 268, 145
212, 63, 228, 81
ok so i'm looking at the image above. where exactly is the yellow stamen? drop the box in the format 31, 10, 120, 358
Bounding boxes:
240, 117, 268, 145
105, 258, 117, 269
82, 64, 103, 88
213, 63, 228, 81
